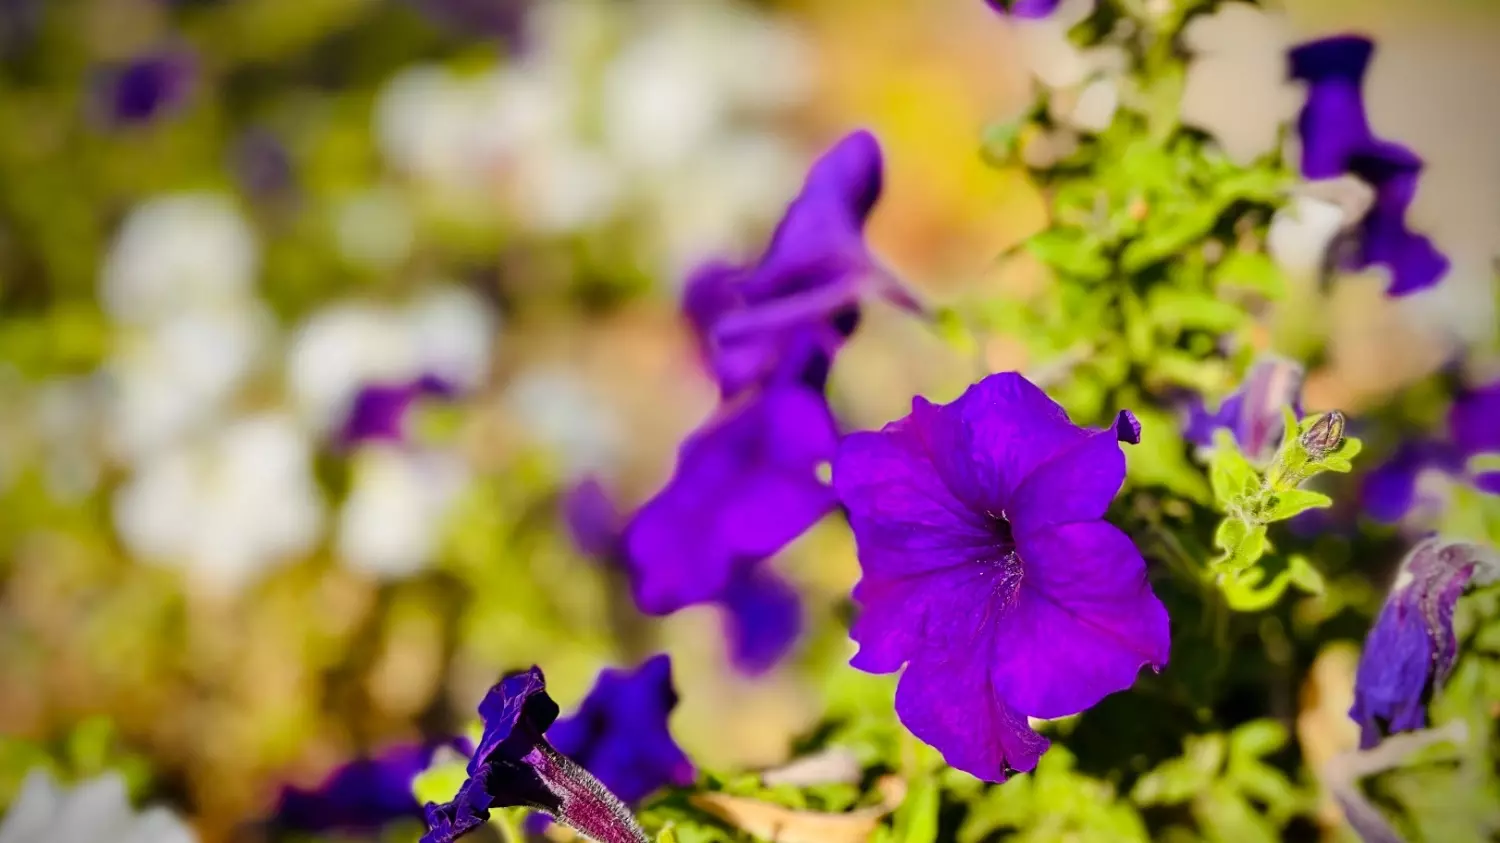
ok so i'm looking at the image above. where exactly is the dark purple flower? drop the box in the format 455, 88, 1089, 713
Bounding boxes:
720, 562, 804, 676
421, 667, 648, 843
684, 131, 918, 399
546, 655, 695, 806
340, 374, 458, 446
1289, 36, 1449, 296
403, 0, 530, 48
983, 0, 1060, 19
1360, 440, 1463, 525
623, 383, 838, 616
92, 47, 195, 126
563, 476, 624, 560
1350, 539, 1495, 748
273, 740, 467, 833
1449, 379, 1500, 460
1181, 356, 1305, 465
833, 372, 1169, 781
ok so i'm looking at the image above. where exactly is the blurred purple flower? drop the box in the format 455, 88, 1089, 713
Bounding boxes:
1361, 379, 1500, 524
623, 384, 837, 617
92, 47, 195, 126
1350, 539, 1495, 748
833, 372, 1168, 781
546, 655, 695, 806
568, 477, 806, 676
684, 131, 919, 399
421, 667, 649, 843
1288, 36, 1448, 296
233, 128, 296, 203
982, 0, 1060, 18
340, 374, 458, 447
403, 0, 530, 48
1181, 356, 1305, 465
273, 740, 468, 833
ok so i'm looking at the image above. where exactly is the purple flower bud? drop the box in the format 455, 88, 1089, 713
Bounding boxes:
1301, 411, 1346, 458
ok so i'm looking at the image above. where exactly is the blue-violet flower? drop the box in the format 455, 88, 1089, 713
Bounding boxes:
833, 372, 1169, 781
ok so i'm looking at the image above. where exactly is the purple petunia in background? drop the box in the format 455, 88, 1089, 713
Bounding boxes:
683, 130, 918, 400
91, 47, 196, 127
833, 372, 1169, 781
273, 740, 469, 834
1361, 378, 1500, 525
1288, 36, 1449, 296
982, 0, 1060, 19
339, 373, 460, 447
1350, 539, 1498, 748
1181, 356, 1305, 466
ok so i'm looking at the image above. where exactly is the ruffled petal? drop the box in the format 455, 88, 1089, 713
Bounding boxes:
993, 522, 1170, 718
1007, 427, 1127, 533
894, 652, 1049, 783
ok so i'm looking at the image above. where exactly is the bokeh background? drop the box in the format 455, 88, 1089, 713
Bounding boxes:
0, 0, 1496, 840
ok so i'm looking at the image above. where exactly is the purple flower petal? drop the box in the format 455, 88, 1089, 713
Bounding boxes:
1449, 380, 1500, 459
982, 0, 1061, 20
1289, 35, 1449, 296
92, 48, 196, 126
274, 742, 463, 833
685, 131, 916, 399
340, 374, 458, 446
1181, 357, 1304, 464
623, 384, 838, 614
720, 564, 803, 676
1360, 440, 1462, 524
562, 477, 623, 560
546, 655, 695, 806
834, 371, 1168, 779
997, 522, 1170, 717
1350, 540, 1483, 748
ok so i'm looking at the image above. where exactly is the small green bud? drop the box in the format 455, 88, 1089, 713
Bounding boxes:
1300, 411, 1345, 459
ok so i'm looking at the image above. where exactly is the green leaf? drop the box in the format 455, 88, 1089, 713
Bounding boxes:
1146, 288, 1247, 334
1209, 432, 1260, 509
892, 775, 939, 843
1120, 204, 1223, 272
1123, 408, 1213, 503
1213, 252, 1286, 299
1257, 489, 1332, 522
1025, 228, 1113, 280
1228, 720, 1286, 760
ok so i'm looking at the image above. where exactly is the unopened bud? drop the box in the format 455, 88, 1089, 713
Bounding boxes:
1301, 411, 1345, 458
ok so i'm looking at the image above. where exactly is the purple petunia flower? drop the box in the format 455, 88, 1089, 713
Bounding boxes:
1360, 379, 1500, 525
421, 666, 652, 843
683, 131, 918, 400
833, 372, 1169, 781
273, 740, 468, 833
339, 373, 458, 447
1181, 356, 1305, 465
982, 0, 1061, 19
623, 383, 837, 616
572, 474, 806, 675
1288, 36, 1449, 296
1350, 539, 1498, 748
546, 655, 696, 806
91, 47, 196, 127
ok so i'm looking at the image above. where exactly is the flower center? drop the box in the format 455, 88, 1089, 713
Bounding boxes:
984, 513, 1024, 607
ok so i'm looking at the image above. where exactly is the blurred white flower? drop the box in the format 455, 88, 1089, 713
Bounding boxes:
286, 286, 496, 433
1268, 195, 1348, 279
113, 413, 323, 594
100, 194, 257, 326
106, 306, 273, 462
0, 769, 195, 843
504, 366, 623, 478
1179, 2, 1301, 164
337, 446, 469, 578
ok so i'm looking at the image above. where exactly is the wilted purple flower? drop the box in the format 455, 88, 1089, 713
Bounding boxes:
833, 372, 1169, 781
1350, 539, 1497, 748
421, 667, 649, 843
1289, 36, 1449, 296
546, 655, 695, 806
273, 740, 467, 833
1182, 356, 1305, 465
684, 131, 918, 399
623, 383, 837, 616
982, 0, 1061, 18
92, 47, 195, 126
340, 374, 458, 447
